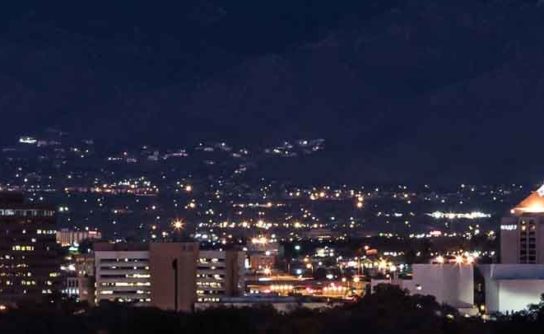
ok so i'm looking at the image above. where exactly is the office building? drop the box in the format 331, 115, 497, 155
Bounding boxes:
196, 249, 245, 303
0, 192, 61, 305
93, 242, 151, 305
149, 242, 198, 312
89, 242, 246, 310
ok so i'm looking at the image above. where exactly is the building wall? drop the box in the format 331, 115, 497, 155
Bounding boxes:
74, 253, 95, 304
371, 264, 474, 310
225, 250, 245, 296
478, 265, 499, 313
75, 253, 95, 277
404, 264, 474, 308
78, 276, 95, 305
149, 242, 198, 312
500, 216, 520, 264
480, 264, 544, 313
496, 280, 544, 313
94, 249, 151, 305
64, 276, 79, 297
500, 215, 544, 264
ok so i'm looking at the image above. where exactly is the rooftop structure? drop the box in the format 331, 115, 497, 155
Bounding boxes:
511, 185, 544, 215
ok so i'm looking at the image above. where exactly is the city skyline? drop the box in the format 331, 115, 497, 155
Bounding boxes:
2, 1, 544, 333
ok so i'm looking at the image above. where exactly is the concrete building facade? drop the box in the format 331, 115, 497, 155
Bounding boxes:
371, 263, 475, 313
480, 264, 544, 313
93, 243, 151, 305
89, 242, 245, 311
149, 242, 198, 312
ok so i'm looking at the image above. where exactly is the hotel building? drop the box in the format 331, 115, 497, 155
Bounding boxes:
481, 185, 544, 313
500, 186, 544, 264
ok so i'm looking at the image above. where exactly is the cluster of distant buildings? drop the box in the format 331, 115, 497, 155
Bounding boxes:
0, 192, 246, 311
4, 185, 544, 316
372, 185, 544, 315
0, 192, 359, 312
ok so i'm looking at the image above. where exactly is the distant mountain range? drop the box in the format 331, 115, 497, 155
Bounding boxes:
1, 0, 544, 184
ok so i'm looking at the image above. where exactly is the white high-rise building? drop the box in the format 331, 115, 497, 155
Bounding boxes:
500, 185, 544, 264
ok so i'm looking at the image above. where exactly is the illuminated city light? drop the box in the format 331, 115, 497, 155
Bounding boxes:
251, 236, 268, 245
427, 211, 491, 220
172, 219, 184, 230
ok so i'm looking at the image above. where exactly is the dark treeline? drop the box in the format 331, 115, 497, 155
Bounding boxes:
1, 285, 544, 334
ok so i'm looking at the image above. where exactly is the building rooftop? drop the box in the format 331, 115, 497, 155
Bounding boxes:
482, 264, 544, 280
94, 242, 149, 252
511, 185, 544, 215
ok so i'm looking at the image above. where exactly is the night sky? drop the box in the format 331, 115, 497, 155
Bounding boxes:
1, 0, 544, 184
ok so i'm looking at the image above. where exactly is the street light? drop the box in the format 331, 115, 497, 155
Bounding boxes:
172, 219, 184, 230
171, 219, 185, 242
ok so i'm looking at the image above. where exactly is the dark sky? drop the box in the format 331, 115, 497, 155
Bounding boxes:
1, 0, 544, 184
